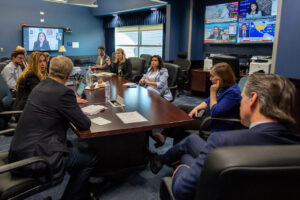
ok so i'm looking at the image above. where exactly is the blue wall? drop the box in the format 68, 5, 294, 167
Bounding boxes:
274, 0, 300, 79
0, 0, 104, 57
92, 0, 164, 16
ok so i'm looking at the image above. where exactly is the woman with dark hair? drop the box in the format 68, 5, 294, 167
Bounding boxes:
246, 2, 262, 19
33, 32, 50, 51
139, 55, 172, 101
152, 62, 241, 147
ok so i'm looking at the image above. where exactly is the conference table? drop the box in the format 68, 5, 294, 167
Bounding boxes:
72, 73, 192, 172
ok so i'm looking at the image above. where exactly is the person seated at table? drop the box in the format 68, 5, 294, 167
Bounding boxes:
8, 55, 99, 200
138, 55, 172, 101
43, 52, 50, 74
16, 45, 28, 70
13, 52, 46, 113
92, 46, 109, 70
150, 73, 300, 200
152, 62, 241, 147
106, 48, 132, 80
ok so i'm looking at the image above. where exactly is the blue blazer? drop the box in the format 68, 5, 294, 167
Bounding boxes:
172, 122, 300, 200
204, 84, 241, 132
142, 67, 172, 101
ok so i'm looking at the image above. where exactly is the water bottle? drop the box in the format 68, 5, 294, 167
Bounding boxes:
86, 66, 93, 87
105, 81, 110, 100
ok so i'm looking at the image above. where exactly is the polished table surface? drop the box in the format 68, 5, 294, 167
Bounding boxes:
75, 75, 192, 139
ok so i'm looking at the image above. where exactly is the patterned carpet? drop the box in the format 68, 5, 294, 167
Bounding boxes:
0, 93, 205, 200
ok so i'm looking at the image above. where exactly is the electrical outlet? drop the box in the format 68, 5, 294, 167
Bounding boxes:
0, 48, 3, 53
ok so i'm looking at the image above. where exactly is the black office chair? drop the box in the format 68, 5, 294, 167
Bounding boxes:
0, 57, 9, 63
161, 145, 300, 200
173, 52, 191, 88
140, 54, 152, 67
0, 152, 64, 200
212, 55, 240, 81
161, 63, 180, 102
0, 62, 8, 73
128, 57, 145, 83
0, 74, 22, 135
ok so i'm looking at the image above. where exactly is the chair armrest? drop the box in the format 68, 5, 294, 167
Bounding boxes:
210, 117, 241, 122
160, 85, 178, 97
160, 177, 175, 200
0, 128, 15, 135
0, 110, 23, 115
0, 156, 54, 184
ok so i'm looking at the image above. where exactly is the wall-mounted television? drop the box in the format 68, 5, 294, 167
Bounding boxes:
204, 0, 278, 44
237, 19, 276, 43
204, 23, 237, 44
205, 2, 239, 24
22, 26, 64, 52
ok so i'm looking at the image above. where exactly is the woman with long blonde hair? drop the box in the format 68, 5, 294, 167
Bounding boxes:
13, 52, 47, 112
106, 48, 132, 80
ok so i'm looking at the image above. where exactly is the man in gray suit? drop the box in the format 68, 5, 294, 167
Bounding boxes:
9, 56, 99, 200
95, 46, 109, 69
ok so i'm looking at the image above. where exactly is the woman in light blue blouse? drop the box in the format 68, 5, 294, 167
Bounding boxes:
139, 55, 172, 101
246, 2, 262, 19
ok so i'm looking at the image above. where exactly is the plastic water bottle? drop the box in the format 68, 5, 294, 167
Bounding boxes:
105, 81, 110, 100
86, 66, 93, 87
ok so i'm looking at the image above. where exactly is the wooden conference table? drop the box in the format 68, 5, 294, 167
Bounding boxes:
73, 74, 192, 172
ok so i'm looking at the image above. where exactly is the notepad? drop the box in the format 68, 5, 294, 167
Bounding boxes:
91, 117, 111, 125
81, 105, 105, 115
116, 111, 148, 124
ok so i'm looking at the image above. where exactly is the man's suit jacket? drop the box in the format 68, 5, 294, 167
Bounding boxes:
96, 54, 109, 70
8, 78, 91, 179
172, 122, 300, 200
239, 29, 250, 38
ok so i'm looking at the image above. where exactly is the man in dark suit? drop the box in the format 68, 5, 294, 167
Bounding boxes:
94, 46, 109, 70
8, 56, 99, 200
208, 26, 223, 40
150, 73, 300, 200
239, 23, 250, 38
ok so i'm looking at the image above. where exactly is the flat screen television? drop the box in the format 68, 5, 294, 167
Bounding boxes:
205, 2, 239, 24
239, 0, 278, 20
204, 23, 237, 44
237, 19, 276, 43
22, 26, 64, 52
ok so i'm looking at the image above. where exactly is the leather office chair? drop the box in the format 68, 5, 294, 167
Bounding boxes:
161, 145, 300, 200
0, 57, 9, 63
173, 52, 191, 88
140, 54, 152, 67
128, 57, 145, 83
0, 75, 22, 135
0, 152, 63, 200
162, 63, 180, 102
0, 62, 7, 73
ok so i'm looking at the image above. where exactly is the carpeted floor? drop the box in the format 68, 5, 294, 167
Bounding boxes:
0, 93, 206, 200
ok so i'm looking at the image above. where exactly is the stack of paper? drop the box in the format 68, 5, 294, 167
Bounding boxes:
91, 117, 111, 125
123, 83, 137, 88
116, 111, 148, 124
81, 105, 105, 115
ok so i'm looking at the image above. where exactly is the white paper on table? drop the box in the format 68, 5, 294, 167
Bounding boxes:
91, 117, 111, 125
123, 82, 137, 88
116, 111, 148, 124
94, 72, 115, 77
81, 105, 105, 115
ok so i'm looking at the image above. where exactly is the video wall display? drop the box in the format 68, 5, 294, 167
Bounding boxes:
204, 0, 278, 44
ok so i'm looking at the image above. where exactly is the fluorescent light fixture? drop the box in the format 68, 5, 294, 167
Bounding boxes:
40, 11, 45, 15
43, 0, 98, 7
112, 14, 118, 17
40, 19, 45, 22
150, 7, 157, 11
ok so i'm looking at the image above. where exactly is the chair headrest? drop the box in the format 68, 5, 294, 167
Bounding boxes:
177, 52, 187, 59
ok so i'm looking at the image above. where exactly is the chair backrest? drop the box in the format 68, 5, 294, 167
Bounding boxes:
164, 63, 180, 88
212, 55, 240, 81
194, 145, 300, 200
173, 52, 191, 72
0, 57, 10, 63
0, 62, 8, 73
128, 57, 145, 77
140, 54, 152, 66
0, 74, 13, 110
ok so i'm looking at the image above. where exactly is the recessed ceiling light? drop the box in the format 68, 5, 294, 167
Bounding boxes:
151, 7, 157, 11
112, 14, 118, 17
40, 19, 45, 23
40, 11, 45, 15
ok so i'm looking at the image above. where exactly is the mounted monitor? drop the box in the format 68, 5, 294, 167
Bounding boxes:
239, 0, 278, 20
22, 26, 64, 52
237, 19, 276, 43
205, 2, 239, 24
204, 23, 237, 44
